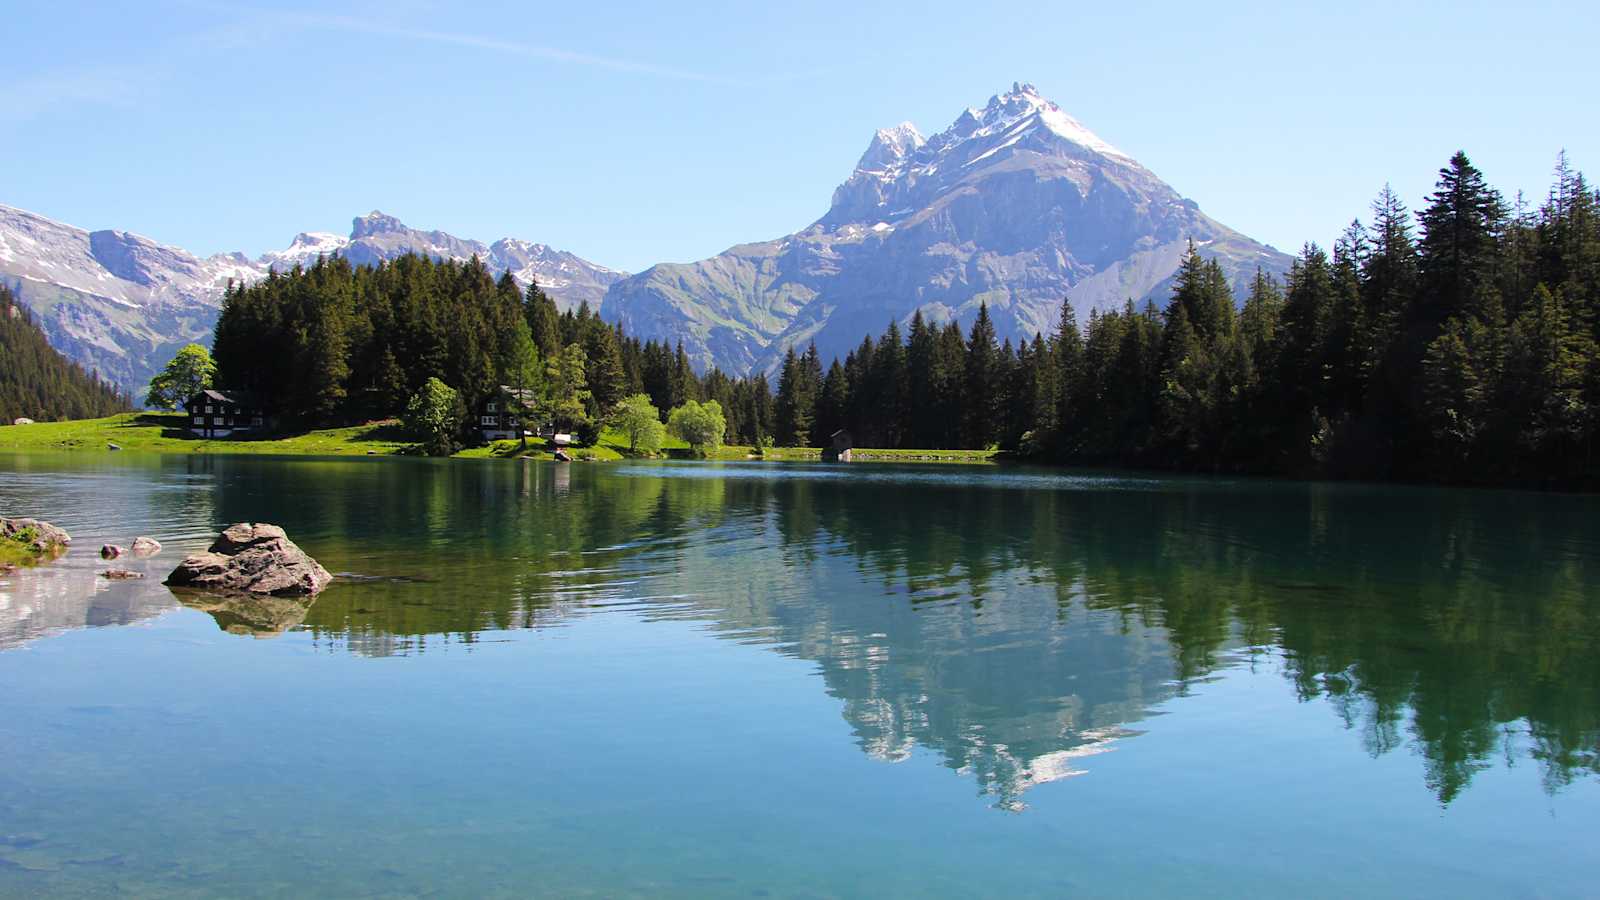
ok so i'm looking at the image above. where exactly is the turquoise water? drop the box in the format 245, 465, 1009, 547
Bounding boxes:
0, 453, 1596, 897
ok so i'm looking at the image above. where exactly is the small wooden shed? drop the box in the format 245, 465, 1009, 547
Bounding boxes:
823, 428, 853, 462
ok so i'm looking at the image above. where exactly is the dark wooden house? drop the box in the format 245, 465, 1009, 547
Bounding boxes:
184, 390, 267, 438
478, 385, 540, 442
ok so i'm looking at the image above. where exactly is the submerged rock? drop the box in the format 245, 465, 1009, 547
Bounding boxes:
100, 568, 144, 580
1, 517, 71, 556
100, 544, 126, 559
131, 536, 162, 556
165, 523, 331, 596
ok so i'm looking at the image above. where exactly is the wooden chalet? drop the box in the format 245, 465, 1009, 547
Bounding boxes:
478, 385, 540, 442
184, 389, 267, 438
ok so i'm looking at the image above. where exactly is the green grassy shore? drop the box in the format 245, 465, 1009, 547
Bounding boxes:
0, 413, 1002, 464
0, 536, 38, 568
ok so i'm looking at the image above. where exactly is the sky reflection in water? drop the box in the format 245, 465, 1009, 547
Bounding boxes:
0, 452, 1596, 897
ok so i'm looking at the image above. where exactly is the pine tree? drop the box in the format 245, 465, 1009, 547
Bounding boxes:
1029, 332, 1058, 450
963, 303, 1000, 449
1421, 316, 1491, 478
1053, 300, 1083, 455
906, 310, 939, 447
867, 321, 908, 446
774, 347, 811, 446
1418, 151, 1507, 334
582, 319, 628, 415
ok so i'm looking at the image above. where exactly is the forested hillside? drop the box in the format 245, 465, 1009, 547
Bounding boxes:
0, 284, 130, 423
766, 150, 1600, 489
206, 150, 1599, 489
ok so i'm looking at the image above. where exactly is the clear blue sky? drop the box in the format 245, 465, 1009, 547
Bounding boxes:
5, 0, 1595, 272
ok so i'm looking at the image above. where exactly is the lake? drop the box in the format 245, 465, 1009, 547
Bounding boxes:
1, 452, 1596, 898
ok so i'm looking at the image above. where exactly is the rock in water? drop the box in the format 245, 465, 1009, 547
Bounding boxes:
1, 517, 72, 554
165, 523, 332, 596
101, 568, 144, 580
101, 544, 126, 559
131, 536, 162, 556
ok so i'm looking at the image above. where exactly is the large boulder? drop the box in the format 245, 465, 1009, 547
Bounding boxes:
165, 523, 332, 596
1, 517, 71, 555
131, 536, 163, 556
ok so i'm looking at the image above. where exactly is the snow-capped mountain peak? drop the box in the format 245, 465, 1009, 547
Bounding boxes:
824, 82, 1145, 227
260, 231, 350, 270
606, 82, 1290, 377
960, 81, 1130, 161
855, 122, 926, 175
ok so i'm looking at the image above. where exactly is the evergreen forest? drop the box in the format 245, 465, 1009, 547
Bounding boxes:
205, 151, 1600, 489
0, 284, 132, 423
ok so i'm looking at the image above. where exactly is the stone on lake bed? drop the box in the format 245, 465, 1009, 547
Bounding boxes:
101, 568, 144, 579
165, 523, 332, 596
131, 536, 162, 556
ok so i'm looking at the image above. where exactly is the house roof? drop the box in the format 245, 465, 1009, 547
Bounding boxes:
495, 384, 540, 406
189, 389, 261, 408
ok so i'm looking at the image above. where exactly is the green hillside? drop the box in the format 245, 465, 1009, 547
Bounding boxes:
0, 284, 130, 423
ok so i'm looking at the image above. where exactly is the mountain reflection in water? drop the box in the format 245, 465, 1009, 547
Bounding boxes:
1, 452, 1597, 809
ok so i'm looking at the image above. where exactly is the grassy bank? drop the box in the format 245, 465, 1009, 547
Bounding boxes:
0, 413, 412, 456
1, 524, 61, 568
0, 414, 1004, 465
0, 538, 36, 567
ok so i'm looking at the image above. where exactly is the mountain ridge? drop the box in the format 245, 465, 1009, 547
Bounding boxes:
0, 204, 623, 392
2, 82, 1293, 390
601, 82, 1292, 374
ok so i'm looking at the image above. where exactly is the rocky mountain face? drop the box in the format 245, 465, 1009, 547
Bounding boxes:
602, 83, 1292, 374
2, 83, 1292, 391
0, 206, 621, 393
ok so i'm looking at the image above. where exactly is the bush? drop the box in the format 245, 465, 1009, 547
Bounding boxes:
403, 377, 465, 456
576, 419, 603, 447
607, 393, 666, 454
667, 400, 726, 457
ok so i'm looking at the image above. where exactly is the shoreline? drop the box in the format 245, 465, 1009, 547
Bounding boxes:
0, 413, 1004, 465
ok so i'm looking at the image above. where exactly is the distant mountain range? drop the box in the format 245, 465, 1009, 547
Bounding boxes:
0, 82, 1291, 392
0, 206, 622, 392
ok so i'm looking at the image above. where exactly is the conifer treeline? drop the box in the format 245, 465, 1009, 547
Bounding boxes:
207, 150, 1599, 488
0, 284, 131, 423
771, 151, 1600, 489
209, 252, 781, 443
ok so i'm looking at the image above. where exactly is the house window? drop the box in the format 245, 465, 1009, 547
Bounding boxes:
480, 415, 499, 426
193, 417, 204, 425
252, 417, 264, 426
486, 402, 498, 413
214, 417, 226, 425
204, 405, 214, 413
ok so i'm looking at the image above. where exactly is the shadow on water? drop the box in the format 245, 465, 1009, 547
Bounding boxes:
2, 453, 1598, 807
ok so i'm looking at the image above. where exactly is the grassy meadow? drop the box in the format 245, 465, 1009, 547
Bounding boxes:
0, 414, 1001, 465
